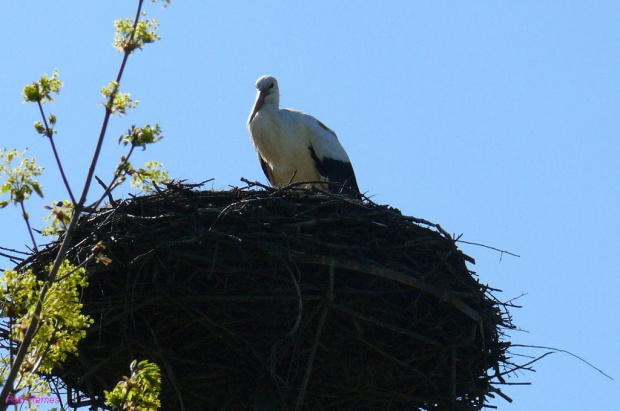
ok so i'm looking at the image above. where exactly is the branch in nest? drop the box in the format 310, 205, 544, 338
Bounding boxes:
296, 254, 482, 323
457, 239, 520, 259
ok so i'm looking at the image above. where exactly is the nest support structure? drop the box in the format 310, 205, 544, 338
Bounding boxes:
27, 182, 514, 410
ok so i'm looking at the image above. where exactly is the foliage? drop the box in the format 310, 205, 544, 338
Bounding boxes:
104, 360, 161, 410
114, 17, 161, 53
130, 161, 170, 193
101, 81, 139, 116
113, 124, 169, 192
115, 158, 170, 193
0, 149, 44, 209
42, 200, 74, 237
119, 124, 164, 149
0, 1, 171, 408
0, 261, 93, 401
22, 70, 63, 104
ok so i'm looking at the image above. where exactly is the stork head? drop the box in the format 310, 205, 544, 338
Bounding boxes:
249, 75, 279, 123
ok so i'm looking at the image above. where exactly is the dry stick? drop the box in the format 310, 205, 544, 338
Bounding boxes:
0, 254, 24, 265
456, 239, 521, 258
354, 337, 430, 379
0, 246, 29, 256
287, 170, 298, 185
330, 303, 442, 347
509, 344, 613, 380
47, 377, 68, 410
240, 177, 364, 202
148, 324, 185, 411
0, 2, 147, 406
295, 264, 334, 411
296, 254, 482, 323
488, 386, 514, 403
402, 215, 452, 240
95, 176, 116, 206
450, 349, 457, 406
284, 262, 303, 338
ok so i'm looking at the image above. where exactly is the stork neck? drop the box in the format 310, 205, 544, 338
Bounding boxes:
263, 93, 279, 110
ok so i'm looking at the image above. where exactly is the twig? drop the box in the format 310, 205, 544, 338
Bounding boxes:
87, 144, 136, 211
240, 177, 272, 190
295, 264, 334, 410
331, 303, 442, 346
488, 386, 513, 403
0, 252, 24, 265
37, 101, 76, 205
95, 176, 117, 207
354, 337, 431, 381
19, 201, 39, 254
284, 262, 303, 338
296, 254, 483, 323
456, 239, 520, 259
402, 216, 452, 240
54, 253, 96, 282
240, 177, 369, 202
148, 324, 185, 411
0, 246, 29, 256
509, 344, 613, 380
287, 169, 298, 185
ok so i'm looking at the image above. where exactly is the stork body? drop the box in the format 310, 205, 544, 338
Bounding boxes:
248, 75, 360, 196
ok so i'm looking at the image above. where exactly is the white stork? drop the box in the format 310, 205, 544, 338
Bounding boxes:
247, 75, 360, 197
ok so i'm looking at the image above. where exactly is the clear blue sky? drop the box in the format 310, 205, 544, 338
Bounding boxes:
2, 1, 618, 410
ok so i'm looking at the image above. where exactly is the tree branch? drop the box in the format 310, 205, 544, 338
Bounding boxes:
0, 1, 148, 406
37, 101, 76, 205
19, 201, 39, 254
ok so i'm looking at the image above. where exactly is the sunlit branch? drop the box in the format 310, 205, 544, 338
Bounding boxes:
37, 101, 76, 205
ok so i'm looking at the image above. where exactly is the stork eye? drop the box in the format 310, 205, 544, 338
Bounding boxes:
269, 83, 274, 89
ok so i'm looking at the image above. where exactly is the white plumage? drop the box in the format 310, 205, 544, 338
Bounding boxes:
247, 75, 360, 196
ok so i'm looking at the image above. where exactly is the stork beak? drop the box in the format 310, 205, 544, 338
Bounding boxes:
249, 90, 266, 123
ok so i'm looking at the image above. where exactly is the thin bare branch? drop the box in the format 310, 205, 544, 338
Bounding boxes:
37, 101, 76, 205
19, 201, 39, 254
457, 239, 521, 259
510, 344, 613, 380
95, 175, 117, 207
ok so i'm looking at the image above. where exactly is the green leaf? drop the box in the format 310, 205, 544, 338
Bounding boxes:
0, 260, 92, 390
31, 182, 44, 198
22, 70, 63, 104
0, 148, 44, 206
114, 17, 162, 53
105, 359, 161, 410
101, 81, 138, 116
119, 124, 163, 148
34, 121, 46, 134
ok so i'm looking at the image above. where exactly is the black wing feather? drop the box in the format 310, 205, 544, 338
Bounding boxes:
258, 155, 275, 186
308, 145, 360, 197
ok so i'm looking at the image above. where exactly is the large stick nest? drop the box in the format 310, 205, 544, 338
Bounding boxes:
29, 182, 514, 410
